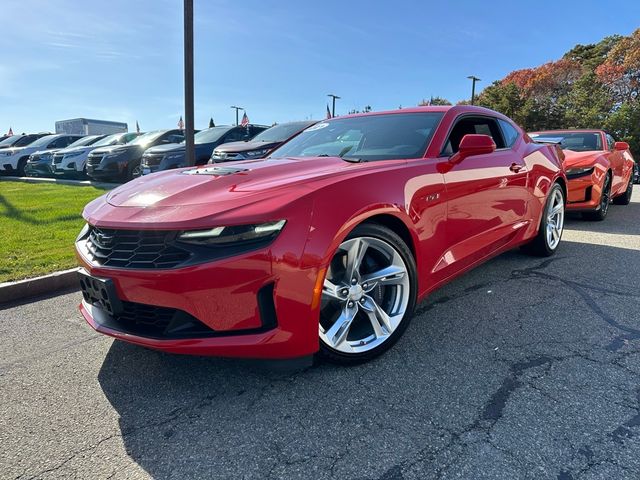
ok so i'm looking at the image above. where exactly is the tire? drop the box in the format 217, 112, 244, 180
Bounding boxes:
16, 157, 29, 176
318, 223, 417, 365
522, 182, 565, 257
613, 174, 633, 205
582, 173, 611, 221
127, 161, 141, 181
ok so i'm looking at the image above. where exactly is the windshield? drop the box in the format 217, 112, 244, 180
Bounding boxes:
193, 127, 233, 144
0, 136, 21, 147
269, 113, 444, 162
27, 135, 58, 149
67, 135, 103, 148
253, 122, 315, 143
129, 130, 166, 146
91, 133, 120, 147
530, 132, 603, 152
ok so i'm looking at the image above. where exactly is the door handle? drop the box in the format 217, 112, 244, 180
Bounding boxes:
510, 163, 524, 173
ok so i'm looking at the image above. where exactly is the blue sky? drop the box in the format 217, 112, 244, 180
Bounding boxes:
2, 0, 639, 133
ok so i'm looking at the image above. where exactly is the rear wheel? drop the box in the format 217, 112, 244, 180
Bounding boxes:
613, 174, 633, 205
583, 173, 611, 221
522, 183, 565, 257
318, 223, 417, 365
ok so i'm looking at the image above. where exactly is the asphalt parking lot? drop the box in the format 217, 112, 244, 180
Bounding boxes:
1, 190, 639, 480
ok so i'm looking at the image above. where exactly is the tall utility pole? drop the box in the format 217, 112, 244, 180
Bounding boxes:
230, 106, 244, 126
327, 94, 340, 117
467, 76, 481, 105
183, 0, 195, 166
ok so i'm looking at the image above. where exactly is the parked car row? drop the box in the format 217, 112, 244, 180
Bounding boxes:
1, 121, 315, 183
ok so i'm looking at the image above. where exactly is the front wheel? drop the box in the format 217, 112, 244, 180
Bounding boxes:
583, 173, 611, 221
127, 161, 141, 181
613, 174, 633, 205
522, 183, 565, 257
318, 223, 417, 365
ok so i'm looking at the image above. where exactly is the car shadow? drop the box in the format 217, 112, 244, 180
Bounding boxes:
564, 196, 640, 236
97, 236, 640, 479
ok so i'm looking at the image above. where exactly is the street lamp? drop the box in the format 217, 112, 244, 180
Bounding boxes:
467, 76, 481, 105
327, 94, 340, 117
183, 0, 195, 166
230, 106, 244, 126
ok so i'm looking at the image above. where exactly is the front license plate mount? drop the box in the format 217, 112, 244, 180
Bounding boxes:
78, 269, 123, 316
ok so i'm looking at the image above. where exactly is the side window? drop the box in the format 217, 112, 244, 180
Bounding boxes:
498, 119, 519, 148
606, 134, 615, 151
442, 116, 506, 156
167, 134, 184, 143
51, 137, 73, 148
223, 129, 246, 143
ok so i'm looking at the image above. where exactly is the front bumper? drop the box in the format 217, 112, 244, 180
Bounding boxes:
24, 162, 54, 177
565, 169, 602, 211
75, 221, 321, 359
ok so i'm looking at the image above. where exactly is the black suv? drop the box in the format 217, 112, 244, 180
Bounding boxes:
141, 124, 267, 175
86, 129, 184, 182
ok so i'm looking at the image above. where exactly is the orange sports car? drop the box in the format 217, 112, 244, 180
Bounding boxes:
529, 129, 635, 220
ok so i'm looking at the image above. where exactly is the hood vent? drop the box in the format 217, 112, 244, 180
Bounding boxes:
182, 166, 249, 176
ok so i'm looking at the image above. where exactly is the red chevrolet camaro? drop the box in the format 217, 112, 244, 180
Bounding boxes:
76, 106, 567, 364
529, 129, 635, 220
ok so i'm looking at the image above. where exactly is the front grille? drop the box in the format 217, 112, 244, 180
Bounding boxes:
142, 154, 164, 167
87, 154, 103, 167
114, 301, 216, 338
53, 153, 64, 164
84, 226, 192, 269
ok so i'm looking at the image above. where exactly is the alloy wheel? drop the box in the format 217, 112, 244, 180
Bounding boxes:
546, 188, 564, 250
319, 236, 411, 354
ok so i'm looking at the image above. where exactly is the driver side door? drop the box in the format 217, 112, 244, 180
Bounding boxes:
439, 115, 529, 276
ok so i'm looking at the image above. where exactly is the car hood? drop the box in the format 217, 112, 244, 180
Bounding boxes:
143, 143, 184, 155
58, 145, 94, 155
106, 156, 361, 208
562, 150, 603, 168
215, 140, 279, 154
1, 146, 28, 156
91, 144, 142, 155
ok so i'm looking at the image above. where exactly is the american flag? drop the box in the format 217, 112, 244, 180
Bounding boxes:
326, 104, 332, 119
136, 121, 140, 134
7, 127, 13, 136
240, 112, 249, 127
178, 116, 184, 130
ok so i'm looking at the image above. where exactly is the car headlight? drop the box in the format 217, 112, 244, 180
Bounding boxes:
245, 148, 270, 158
178, 220, 286, 246
565, 167, 594, 178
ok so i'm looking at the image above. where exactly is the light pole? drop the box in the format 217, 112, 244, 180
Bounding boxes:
327, 94, 340, 117
230, 106, 244, 126
183, 0, 195, 166
467, 76, 481, 105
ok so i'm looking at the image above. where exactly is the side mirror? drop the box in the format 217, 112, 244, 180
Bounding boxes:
614, 141, 629, 152
451, 134, 496, 163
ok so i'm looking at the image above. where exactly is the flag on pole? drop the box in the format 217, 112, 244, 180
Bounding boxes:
178, 116, 184, 130
209, 117, 215, 128
240, 112, 249, 127
7, 127, 13, 136
136, 121, 140, 134
326, 104, 332, 119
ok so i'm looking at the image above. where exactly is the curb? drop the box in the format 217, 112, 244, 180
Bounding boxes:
0, 268, 80, 305
0, 176, 119, 190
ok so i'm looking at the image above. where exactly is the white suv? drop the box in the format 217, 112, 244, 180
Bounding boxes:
0, 134, 81, 176
52, 132, 139, 178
